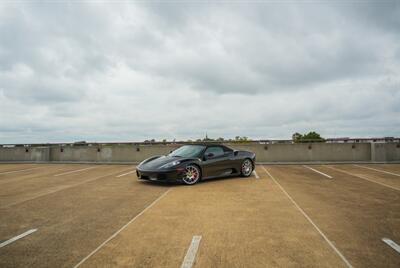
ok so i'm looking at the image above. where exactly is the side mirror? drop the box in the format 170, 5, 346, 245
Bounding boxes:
204, 152, 214, 160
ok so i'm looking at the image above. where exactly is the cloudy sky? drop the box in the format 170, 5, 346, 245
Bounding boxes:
0, 1, 399, 143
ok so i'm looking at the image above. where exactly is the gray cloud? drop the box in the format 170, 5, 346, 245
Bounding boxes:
0, 2, 399, 143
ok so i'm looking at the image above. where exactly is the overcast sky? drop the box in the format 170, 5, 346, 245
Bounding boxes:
0, 1, 399, 143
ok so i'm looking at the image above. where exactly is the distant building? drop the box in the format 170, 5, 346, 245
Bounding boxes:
326, 137, 398, 143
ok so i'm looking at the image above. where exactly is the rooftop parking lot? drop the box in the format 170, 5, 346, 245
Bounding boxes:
0, 163, 399, 267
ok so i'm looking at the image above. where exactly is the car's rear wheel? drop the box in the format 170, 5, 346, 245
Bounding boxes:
241, 159, 253, 177
182, 165, 201, 185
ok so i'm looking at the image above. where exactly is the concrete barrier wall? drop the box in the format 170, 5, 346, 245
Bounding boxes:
49, 144, 180, 163
227, 143, 372, 162
0, 143, 399, 163
0, 147, 50, 162
371, 143, 400, 162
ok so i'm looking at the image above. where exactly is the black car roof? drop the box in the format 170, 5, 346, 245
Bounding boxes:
185, 143, 222, 146
184, 143, 233, 150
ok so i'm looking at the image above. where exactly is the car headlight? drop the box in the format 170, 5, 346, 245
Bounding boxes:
159, 160, 180, 169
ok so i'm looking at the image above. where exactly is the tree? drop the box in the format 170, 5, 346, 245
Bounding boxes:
292, 132, 302, 143
302, 131, 324, 141
233, 136, 252, 143
292, 131, 324, 142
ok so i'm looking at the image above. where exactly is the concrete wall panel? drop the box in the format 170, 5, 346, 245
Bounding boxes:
0, 147, 49, 162
372, 143, 400, 162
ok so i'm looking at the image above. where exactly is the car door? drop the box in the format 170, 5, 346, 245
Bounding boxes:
202, 146, 231, 178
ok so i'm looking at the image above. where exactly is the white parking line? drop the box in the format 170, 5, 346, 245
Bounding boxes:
73, 189, 171, 268
181, 235, 202, 268
116, 170, 136, 177
303, 165, 333, 179
253, 170, 259, 179
382, 238, 400, 254
354, 164, 400, 177
261, 166, 353, 268
2, 168, 134, 209
0, 229, 37, 248
0, 167, 41, 175
327, 166, 400, 191
54, 167, 96, 177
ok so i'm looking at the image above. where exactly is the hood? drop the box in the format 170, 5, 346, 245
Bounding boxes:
140, 155, 182, 170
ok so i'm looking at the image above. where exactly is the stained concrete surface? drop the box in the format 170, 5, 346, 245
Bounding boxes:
0, 164, 399, 268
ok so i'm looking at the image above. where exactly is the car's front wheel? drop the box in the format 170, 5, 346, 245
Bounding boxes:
241, 159, 253, 177
182, 165, 201, 185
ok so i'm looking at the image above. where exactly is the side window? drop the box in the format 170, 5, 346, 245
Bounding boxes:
222, 146, 233, 153
205, 146, 224, 157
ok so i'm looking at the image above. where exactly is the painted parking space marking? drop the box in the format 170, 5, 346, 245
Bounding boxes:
116, 170, 136, 177
0, 229, 37, 248
0, 165, 74, 186
181, 235, 202, 268
261, 166, 353, 268
354, 164, 400, 177
253, 170, 259, 179
54, 167, 97, 177
303, 165, 333, 179
2, 168, 134, 209
0, 167, 41, 175
73, 189, 171, 268
382, 238, 400, 254
327, 166, 400, 191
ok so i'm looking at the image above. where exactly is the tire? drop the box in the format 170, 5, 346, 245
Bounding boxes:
182, 164, 201, 185
240, 159, 253, 177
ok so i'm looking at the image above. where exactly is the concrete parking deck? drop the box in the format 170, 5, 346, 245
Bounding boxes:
0, 164, 399, 267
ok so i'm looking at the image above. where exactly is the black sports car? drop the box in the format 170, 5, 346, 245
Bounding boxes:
136, 144, 256, 185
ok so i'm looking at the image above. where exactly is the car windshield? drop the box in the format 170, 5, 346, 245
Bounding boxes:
169, 145, 206, 158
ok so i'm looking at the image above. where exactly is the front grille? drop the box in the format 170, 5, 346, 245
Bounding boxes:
138, 171, 168, 181
157, 173, 167, 180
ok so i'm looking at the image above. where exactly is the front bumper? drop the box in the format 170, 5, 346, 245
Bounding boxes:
136, 167, 185, 183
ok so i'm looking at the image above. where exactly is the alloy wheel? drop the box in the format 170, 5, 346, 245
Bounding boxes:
183, 165, 200, 185
241, 159, 253, 176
